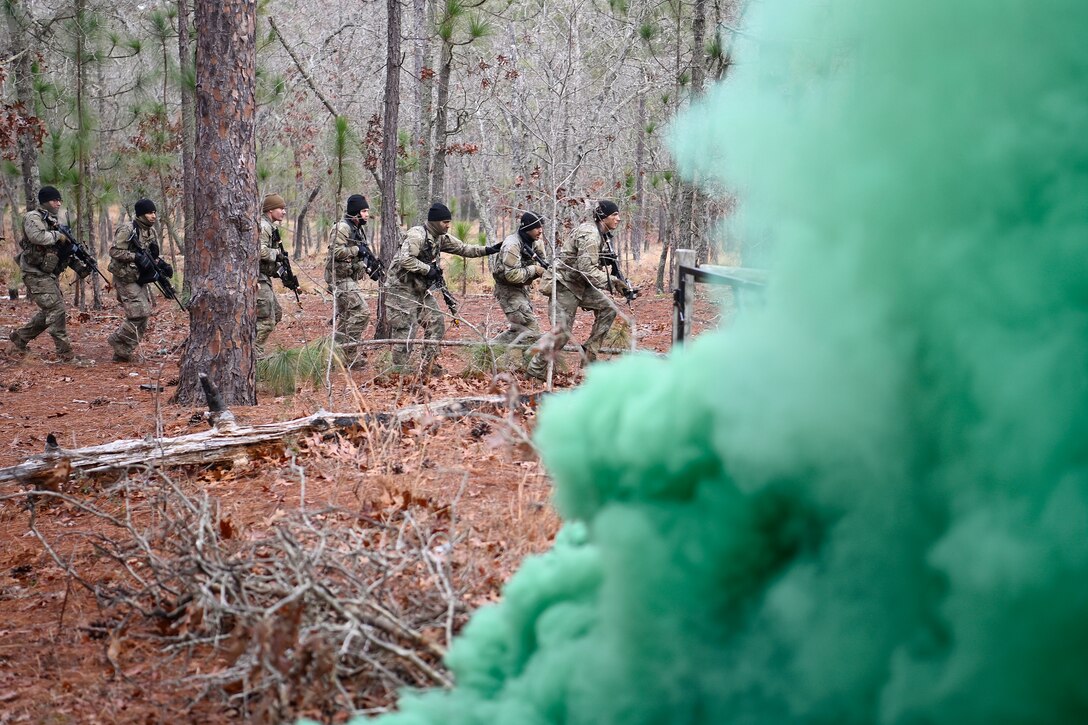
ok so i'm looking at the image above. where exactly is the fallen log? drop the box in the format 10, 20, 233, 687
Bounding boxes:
0, 394, 538, 486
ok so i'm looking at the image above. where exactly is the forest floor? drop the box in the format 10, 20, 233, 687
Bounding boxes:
0, 255, 727, 723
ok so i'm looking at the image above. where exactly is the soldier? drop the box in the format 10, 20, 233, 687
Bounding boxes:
490, 211, 549, 347
107, 198, 171, 363
525, 199, 635, 380
257, 193, 287, 356
385, 202, 501, 375
9, 186, 91, 361
325, 194, 383, 368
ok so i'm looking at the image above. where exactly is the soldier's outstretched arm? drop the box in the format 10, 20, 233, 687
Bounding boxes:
440, 233, 493, 258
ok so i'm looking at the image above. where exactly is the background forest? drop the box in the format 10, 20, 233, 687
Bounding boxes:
0, 0, 744, 305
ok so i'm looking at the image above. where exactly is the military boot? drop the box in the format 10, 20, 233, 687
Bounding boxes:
9, 330, 28, 356
108, 334, 134, 363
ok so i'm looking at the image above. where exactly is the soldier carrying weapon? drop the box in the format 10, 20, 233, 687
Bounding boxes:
257, 193, 297, 357
325, 194, 384, 369
107, 198, 174, 363
525, 199, 636, 380
384, 202, 502, 376
490, 210, 550, 348
9, 186, 92, 362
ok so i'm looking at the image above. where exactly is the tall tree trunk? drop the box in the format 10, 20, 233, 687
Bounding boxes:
175, 0, 258, 406
293, 181, 322, 260
655, 201, 670, 293
5, 1, 40, 211
412, 0, 432, 221
632, 85, 647, 262
375, 0, 402, 338
178, 0, 196, 286
676, 0, 708, 263
73, 0, 98, 310
428, 39, 453, 205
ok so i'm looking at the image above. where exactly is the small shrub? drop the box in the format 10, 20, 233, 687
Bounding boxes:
463, 342, 524, 378
257, 347, 301, 396
296, 336, 345, 387
257, 337, 345, 395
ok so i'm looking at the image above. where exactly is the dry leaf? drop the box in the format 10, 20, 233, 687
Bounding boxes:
219, 515, 234, 540
106, 632, 124, 671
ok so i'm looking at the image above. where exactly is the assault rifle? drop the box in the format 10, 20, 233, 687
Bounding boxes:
352, 226, 385, 281
135, 250, 186, 310
599, 237, 638, 305
271, 228, 302, 306
153, 260, 184, 310
428, 265, 460, 325
521, 238, 551, 269
128, 224, 185, 310
57, 224, 110, 287
359, 242, 385, 281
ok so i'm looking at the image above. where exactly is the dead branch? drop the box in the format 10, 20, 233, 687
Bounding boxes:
0, 394, 539, 485
17, 464, 470, 720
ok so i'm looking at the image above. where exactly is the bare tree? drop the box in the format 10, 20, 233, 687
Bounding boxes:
374, 0, 402, 338
175, 0, 258, 406
178, 0, 196, 274
3, 0, 40, 210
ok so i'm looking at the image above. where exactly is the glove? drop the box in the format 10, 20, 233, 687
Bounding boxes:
58, 224, 76, 241
357, 244, 372, 259
135, 250, 156, 273
276, 249, 289, 264
156, 259, 174, 278
365, 257, 386, 281
425, 264, 442, 282
531, 265, 547, 278
148, 241, 160, 258
56, 238, 73, 256
484, 242, 502, 255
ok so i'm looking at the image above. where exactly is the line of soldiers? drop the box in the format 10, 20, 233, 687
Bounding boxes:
258, 195, 635, 379
9, 186, 171, 364
10, 186, 636, 378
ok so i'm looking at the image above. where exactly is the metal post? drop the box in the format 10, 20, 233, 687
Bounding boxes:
672, 248, 696, 345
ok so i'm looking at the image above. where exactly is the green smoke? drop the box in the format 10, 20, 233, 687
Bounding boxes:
350, 0, 1088, 722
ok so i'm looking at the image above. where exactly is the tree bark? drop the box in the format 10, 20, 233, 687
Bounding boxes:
5, 1, 40, 211
428, 39, 453, 205
677, 0, 708, 263
175, 0, 258, 406
294, 180, 322, 260
414, 0, 434, 220
178, 0, 196, 286
375, 0, 402, 338
655, 200, 670, 293
632, 84, 647, 262
72, 0, 102, 310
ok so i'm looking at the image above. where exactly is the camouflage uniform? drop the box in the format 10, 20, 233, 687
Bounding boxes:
256, 216, 284, 356
9, 207, 89, 358
490, 232, 548, 346
107, 219, 159, 361
385, 223, 491, 370
324, 218, 373, 367
526, 221, 632, 378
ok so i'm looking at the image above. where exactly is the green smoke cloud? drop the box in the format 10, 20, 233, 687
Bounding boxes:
352, 0, 1088, 722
